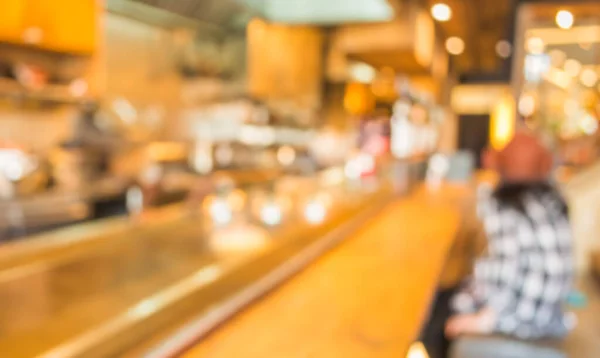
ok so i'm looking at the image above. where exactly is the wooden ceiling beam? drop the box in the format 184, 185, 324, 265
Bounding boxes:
463, 0, 483, 70
421, 0, 516, 75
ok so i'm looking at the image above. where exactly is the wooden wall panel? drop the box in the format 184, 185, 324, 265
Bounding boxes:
247, 20, 324, 109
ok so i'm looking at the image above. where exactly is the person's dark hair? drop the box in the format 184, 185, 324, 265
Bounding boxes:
493, 182, 568, 216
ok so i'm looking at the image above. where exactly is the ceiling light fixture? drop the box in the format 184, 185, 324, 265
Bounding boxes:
556, 10, 574, 30
431, 3, 452, 22
445, 36, 464, 55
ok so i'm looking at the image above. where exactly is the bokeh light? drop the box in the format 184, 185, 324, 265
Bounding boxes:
304, 200, 326, 225
518, 94, 536, 117
260, 202, 282, 226
580, 68, 598, 88
431, 3, 452, 22
526, 37, 545, 54
277, 146, 296, 166
556, 10, 574, 30
495, 40, 512, 59
445, 37, 465, 55
564, 59, 582, 77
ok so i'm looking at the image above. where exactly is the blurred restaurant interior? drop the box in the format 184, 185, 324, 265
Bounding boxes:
1, 0, 600, 357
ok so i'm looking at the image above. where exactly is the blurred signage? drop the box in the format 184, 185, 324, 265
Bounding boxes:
451, 84, 510, 115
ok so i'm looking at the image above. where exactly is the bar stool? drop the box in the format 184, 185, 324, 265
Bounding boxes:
449, 335, 565, 358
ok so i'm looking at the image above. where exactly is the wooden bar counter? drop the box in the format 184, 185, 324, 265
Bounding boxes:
0, 177, 398, 357
182, 184, 470, 358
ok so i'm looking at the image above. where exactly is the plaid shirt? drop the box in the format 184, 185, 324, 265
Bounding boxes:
453, 183, 574, 339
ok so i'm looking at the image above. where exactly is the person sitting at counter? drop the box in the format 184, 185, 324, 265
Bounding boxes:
445, 132, 575, 357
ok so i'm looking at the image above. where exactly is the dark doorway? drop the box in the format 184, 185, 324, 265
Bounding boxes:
458, 115, 490, 168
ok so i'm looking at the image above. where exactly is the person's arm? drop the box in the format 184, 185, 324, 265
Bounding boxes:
446, 198, 516, 338
445, 307, 496, 337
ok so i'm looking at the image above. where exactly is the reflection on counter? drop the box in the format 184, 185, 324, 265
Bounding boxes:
0, 158, 418, 357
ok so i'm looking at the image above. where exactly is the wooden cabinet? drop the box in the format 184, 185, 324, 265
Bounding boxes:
37, 0, 97, 54
0, 0, 26, 43
0, 0, 96, 54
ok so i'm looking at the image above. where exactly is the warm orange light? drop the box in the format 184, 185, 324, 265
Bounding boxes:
381, 67, 395, 77
247, 17, 267, 36
431, 3, 452, 22
229, 189, 247, 211
344, 82, 374, 115
446, 36, 465, 55
490, 92, 516, 150
371, 67, 398, 101
147, 142, 188, 162
406, 341, 430, 358
202, 195, 216, 215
